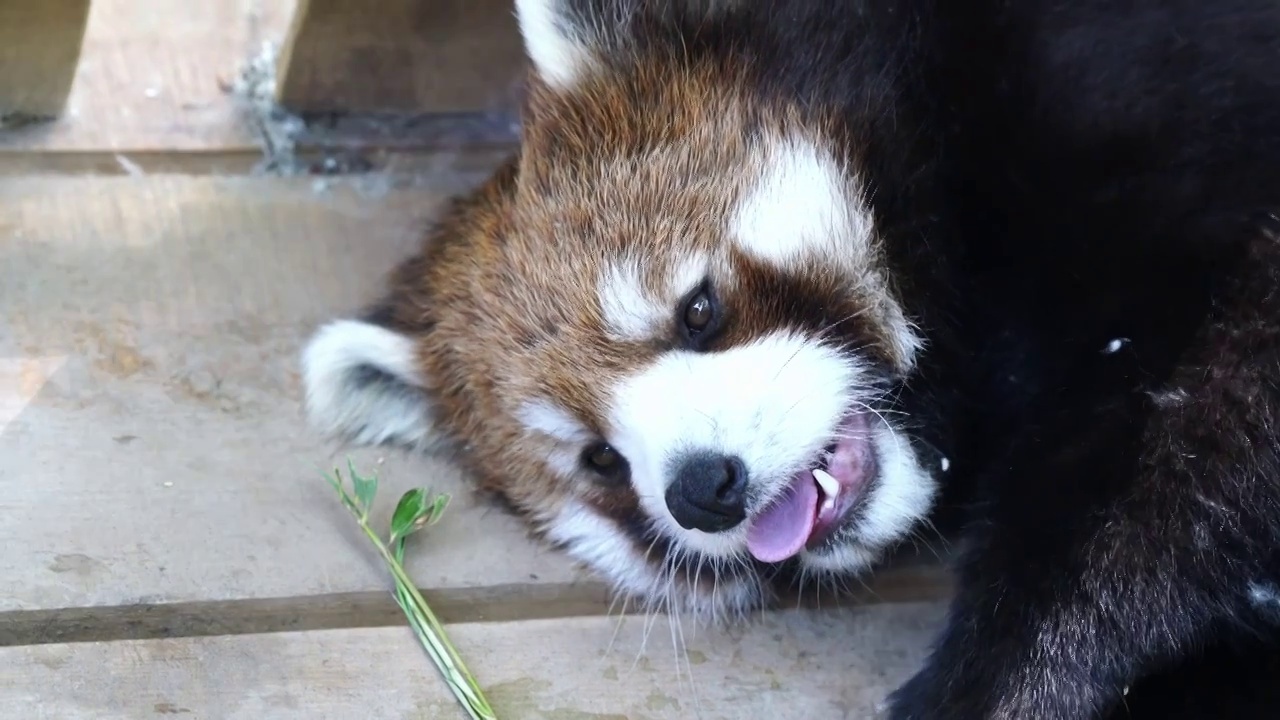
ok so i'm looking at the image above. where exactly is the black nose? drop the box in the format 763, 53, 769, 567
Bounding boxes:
665, 452, 749, 533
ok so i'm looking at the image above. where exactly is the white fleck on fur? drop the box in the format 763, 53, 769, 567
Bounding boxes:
730, 134, 924, 370
300, 319, 435, 448
1195, 492, 1230, 514
1148, 387, 1190, 408
1101, 337, 1131, 354
605, 329, 936, 564
514, 0, 597, 91
1248, 582, 1280, 608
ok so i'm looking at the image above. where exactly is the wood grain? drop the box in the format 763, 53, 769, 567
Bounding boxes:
0, 605, 947, 719
276, 0, 526, 114
0, 0, 91, 117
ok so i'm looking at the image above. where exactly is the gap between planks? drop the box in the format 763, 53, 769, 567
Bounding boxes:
0, 140, 516, 176
0, 565, 953, 648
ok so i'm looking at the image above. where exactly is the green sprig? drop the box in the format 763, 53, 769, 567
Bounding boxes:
326, 459, 498, 720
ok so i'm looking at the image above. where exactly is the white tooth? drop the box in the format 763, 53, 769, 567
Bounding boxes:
812, 468, 840, 498
821, 497, 836, 512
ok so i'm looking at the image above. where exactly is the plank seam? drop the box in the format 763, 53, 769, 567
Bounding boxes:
0, 572, 952, 647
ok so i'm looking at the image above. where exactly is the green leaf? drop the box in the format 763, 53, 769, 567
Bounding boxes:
424, 493, 451, 527
347, 458, 378, 513
391, 489, 454, 545
390, 488, 429, 544
324, 468, 362, 517
324, 468, 342, 494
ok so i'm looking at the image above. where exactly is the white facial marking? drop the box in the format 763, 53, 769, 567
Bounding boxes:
670, 252, 708, 299
606, 330, 867, 557
517, 398, 591, 444
546, 500, 657, 598
598, 253, 708, 342
598, 261, 667, 341
544, 499, 762, 619
730, 133, 924, 370
517, 399, 594, 478
514, 0, 596, 91
731, 134, 872, 266
300, 319, 435, 448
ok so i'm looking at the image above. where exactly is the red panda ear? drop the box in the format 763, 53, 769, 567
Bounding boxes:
514, 1, 739, 93
299, 315, 439, 451
514, 0, 605, 92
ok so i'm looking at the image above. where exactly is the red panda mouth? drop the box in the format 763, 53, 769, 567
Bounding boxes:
745, 412, 877, 563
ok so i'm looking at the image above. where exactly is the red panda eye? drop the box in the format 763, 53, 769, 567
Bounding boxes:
586, 444, 618, 469
582, 443, 628, 481
683, 292, 714, 333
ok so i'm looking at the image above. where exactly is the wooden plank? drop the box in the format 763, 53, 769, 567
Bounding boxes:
0, 0, 287, 157
0, 1, 91, 117
0, 0, 520, 174
0, 605, 947, 718
0, 174, 591, 614
0, 174, 951, 624
276, 0, 526, 114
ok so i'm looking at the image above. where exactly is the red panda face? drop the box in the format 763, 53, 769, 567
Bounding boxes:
301, 0, 938, 620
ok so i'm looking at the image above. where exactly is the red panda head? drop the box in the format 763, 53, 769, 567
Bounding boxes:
301, 0, 938, 620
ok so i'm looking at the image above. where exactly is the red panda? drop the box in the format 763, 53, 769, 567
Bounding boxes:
302, 1, 1280, 718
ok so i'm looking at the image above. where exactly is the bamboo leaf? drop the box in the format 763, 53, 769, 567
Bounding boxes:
390, 488, 429, 545
347, 458, 378, 514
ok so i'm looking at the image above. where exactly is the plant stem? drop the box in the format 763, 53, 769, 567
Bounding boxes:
353, 514, 497, 720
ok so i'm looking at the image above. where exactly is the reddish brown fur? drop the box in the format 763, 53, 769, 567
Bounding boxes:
371, 55, 840, 528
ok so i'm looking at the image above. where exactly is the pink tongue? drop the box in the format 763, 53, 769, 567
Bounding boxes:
746, 471, 818, 563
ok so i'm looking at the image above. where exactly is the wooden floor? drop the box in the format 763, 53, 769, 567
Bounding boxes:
0, 1, 951, 717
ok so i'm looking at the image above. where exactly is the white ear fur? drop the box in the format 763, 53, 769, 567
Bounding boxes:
514, 0, 598, 91
300, 319, 436, 449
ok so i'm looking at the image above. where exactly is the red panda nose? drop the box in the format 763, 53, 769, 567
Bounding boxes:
665, 452, 749, 533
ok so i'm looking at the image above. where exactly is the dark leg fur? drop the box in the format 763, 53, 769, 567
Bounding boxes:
888, 222, 1280, 719
1108, 630, 1280, 720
